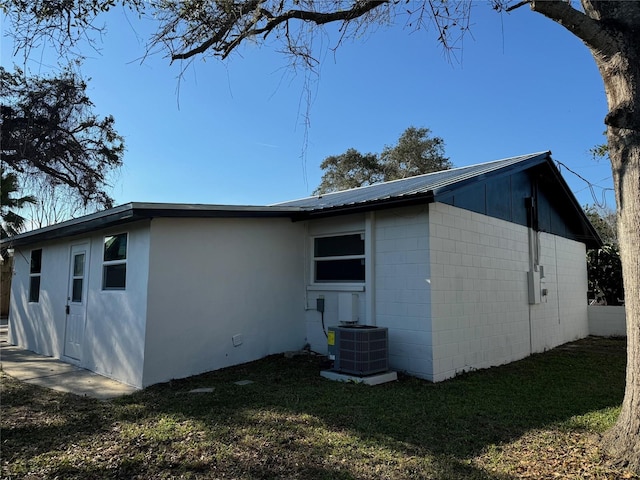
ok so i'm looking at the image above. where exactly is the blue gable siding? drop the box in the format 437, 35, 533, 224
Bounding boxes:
486, 177, 512, 222
440, 170, 532, 228
510, 172, 531, 227
439, 167, 591, 245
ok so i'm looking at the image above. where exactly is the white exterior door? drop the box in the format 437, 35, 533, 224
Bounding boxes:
64, 243, 89, 361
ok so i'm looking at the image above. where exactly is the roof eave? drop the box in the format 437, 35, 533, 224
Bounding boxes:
541, 158, 604, 249
0, 203, 302, 248
1, 205, 137, 248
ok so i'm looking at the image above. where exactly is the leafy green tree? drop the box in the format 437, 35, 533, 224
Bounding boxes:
3, 0, 640, 469
314, 127, 450, 195
584, 205, 617, 246
379, 127, 451, 181
1, 66, 124, 211
588, 244, 624, 306
590, 143, 609, 162
585, 205, 622, 305
314, 149, 382, 195
0, 170, 36, 239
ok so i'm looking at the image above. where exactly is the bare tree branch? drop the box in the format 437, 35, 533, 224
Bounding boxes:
1, 66, 124, 208
168, 0, 389, 61
529, 0, 617, 56
505, 1, 530, 13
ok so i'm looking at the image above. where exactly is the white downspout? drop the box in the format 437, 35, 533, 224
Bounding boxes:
365, 211, 376, 326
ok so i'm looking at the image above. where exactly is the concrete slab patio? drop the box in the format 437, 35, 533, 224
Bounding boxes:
0, 341, 139, 400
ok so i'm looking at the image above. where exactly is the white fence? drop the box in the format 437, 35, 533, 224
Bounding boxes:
588, 306, 627, 337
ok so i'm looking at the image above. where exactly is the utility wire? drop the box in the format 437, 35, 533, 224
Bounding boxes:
555, 160, 614, 209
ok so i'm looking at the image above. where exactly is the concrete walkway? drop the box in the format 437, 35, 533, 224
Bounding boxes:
1, 339, 139, 400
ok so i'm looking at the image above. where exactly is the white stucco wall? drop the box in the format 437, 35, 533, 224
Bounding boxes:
304, 214, 367, 354
142, 217, 306, 387
373, 206, 432, 379
9, 241, 71, 358
8, 223, 150, 387
82, 224, 150, 387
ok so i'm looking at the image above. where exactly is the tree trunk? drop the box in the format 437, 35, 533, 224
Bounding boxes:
600, 126, 640, 471
529, 0, 640, 469
594, 33, 640, 473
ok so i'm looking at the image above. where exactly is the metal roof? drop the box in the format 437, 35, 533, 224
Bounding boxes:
1, 203, 301, 248
1, 151, 601, 248
275, 152, 550, 212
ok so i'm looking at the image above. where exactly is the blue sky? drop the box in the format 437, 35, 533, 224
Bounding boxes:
2, 2, 615, 210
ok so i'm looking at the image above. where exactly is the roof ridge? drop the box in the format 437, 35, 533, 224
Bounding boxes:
273, 151, 550, 205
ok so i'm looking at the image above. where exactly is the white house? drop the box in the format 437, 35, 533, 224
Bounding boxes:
2, 152, 601, 388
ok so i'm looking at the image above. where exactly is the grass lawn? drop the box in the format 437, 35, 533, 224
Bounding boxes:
1, 336, 637, 479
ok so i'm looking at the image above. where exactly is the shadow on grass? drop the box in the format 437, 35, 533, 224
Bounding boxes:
0, 375, 115, 452
141, 337, 625, 446
1, 337, 626, 479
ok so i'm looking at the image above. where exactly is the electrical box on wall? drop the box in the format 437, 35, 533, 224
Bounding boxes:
528, 270, 541, 304
316, 296, 325, 313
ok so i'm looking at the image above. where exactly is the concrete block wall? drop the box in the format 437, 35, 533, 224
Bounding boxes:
374, 206, 432, 379
529, 233, 561, 352
529, 233, 588, 352
303, 202, 590, 383
556, 235, 589, 342
428, 202, 531, 382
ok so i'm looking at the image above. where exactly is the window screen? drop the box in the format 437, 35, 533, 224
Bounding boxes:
103, 264, 126, 290
103, 233, 127, 290
29, 276, 41, 303
313, 234, 365, 283
314, 234, 364, 257
29, 249, 42, 302
104, 233, 127, 261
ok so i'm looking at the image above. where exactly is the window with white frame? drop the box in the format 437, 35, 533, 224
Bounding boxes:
102, 233, 127, 290
29, 249, 42, 302
313, 233, 365, 283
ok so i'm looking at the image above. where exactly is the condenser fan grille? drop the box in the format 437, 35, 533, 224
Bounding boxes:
328, 326, 389, 375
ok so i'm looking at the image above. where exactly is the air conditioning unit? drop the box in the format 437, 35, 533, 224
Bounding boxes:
328, 325, 389, 376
